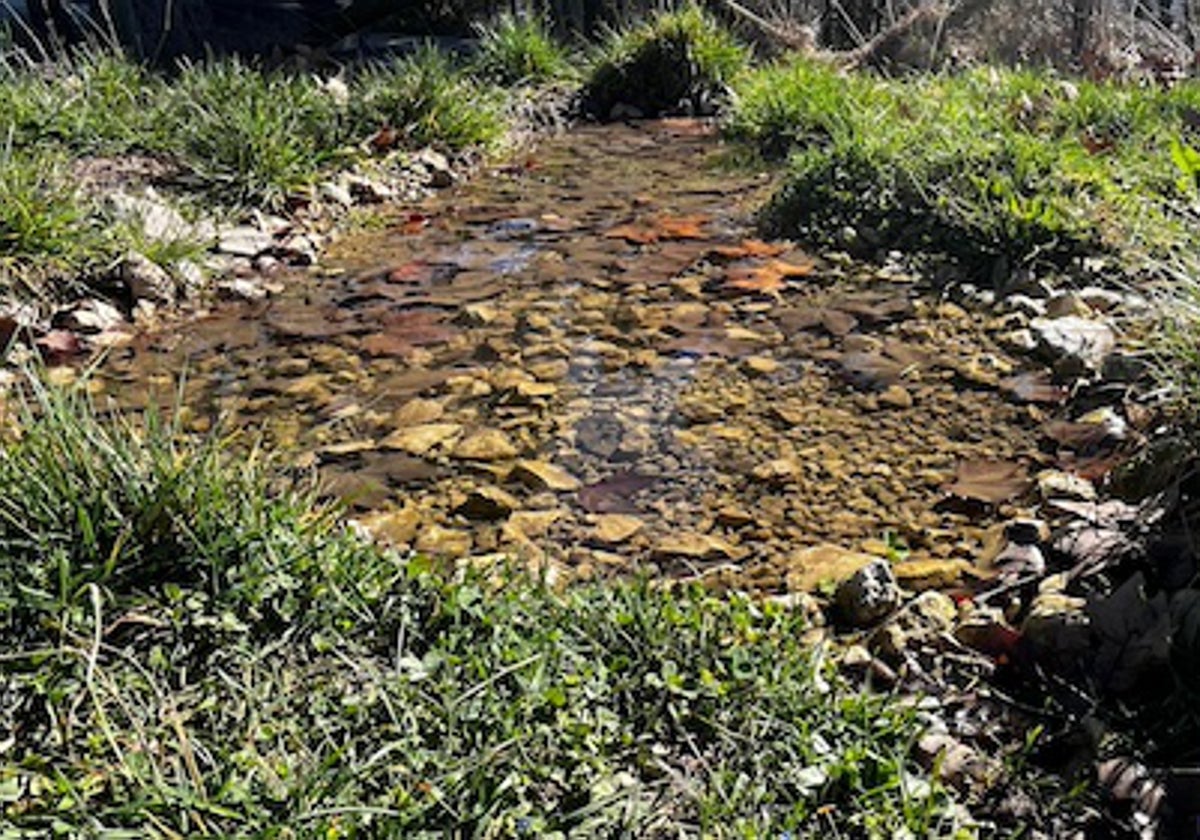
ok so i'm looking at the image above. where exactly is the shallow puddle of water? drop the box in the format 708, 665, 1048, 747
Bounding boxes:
99, 121, 1060, 590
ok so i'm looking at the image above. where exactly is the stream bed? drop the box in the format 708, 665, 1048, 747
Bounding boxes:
97, 120, 1068, 591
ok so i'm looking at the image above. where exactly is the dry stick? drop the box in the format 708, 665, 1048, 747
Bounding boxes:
719, 0, 950, 68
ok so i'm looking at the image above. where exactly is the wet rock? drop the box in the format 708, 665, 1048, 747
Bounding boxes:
576, 413, 624, 457
1022, 588, 1090, 671
454, 486, 521, 520
452, 429, 519, 461
835, 559, 900, 626
505, 510, 562, 540
715, 505, 757, 527
591, 514, 644, 545
871, 590, 957, 661
415, 525, 473, 558
380, 423, 463, 456
1030, 316, 1115, 374
357, 504, 422, 546
878, 384, 913, 409
652, 532, 744, 562
783, 544, 879, 592
1037, 469, 1096, 501
217, 225, 274, 258
393, 398, 446, 426
118, 252, 177, 305
892, 558, 973, 591
56, 299, 125, 334
509, 459, 581, 492
742, 356, 780, 376
750, 457, 801, 485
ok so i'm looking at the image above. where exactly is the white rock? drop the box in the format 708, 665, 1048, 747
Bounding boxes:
1030, 316, 1116, 373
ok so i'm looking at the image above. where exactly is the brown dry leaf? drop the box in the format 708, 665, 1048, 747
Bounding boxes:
36, 329, 83, 363
945, 459, 1032, 504
709, 239, 788, 260
578, 471, 658, 513
654, 117, 718, 137
721, 257, 815, 296
361, 309, 458, 357
1000, 371, 1068, 405
723, 265, 787, 294
605, 215, 709, 244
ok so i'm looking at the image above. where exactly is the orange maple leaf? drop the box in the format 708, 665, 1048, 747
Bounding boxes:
605, 215, 709, 244
709, 239, 788, 260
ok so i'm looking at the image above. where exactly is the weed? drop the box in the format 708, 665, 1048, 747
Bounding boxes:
473, 12, 573, 85
157, 58, 347, 208
352, 46, 507, 152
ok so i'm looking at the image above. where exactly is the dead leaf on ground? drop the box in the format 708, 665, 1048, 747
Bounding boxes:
361, 309, 458, 357
709, 239, 788, 260
36, 329, 83, 363
604, 214, 709, 244
945, 459, 1032, 504
578, 471, 658, 513
720, 258, 816, 296
396, 213, 430, 235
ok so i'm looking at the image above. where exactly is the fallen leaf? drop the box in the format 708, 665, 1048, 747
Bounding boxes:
369, 125, 399, 153
945, 459, 1032, 504
397, 213, 429, 235
709, 239, 788, 260
36, 329, 82, 362
722, 265, 787, 294
604, 215, 708, 244
386, 261, 436, 284
578, 471, 657, 513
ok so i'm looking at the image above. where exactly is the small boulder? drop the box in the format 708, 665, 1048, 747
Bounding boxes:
1030, 315, 1115, 374
835, 559, 901, 627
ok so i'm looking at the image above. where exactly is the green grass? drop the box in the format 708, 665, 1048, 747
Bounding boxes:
581, 4, 751, 118
473, 12, 574, 85
0, 46, 510, 294
728, 59, 1200, 274
0, 376, 971, 836
352, 45, 507, 153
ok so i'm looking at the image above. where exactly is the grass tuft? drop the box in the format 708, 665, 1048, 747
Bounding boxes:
353, 45, 507, 153
473, 12, 573, 85
581, 4, 750, 119
728, 60, 1200, 274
